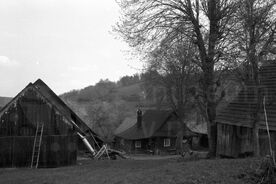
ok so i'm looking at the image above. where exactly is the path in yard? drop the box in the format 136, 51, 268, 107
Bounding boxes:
130, 154, 180, 160
130, 151, 208, 160
79, 154, 182, 161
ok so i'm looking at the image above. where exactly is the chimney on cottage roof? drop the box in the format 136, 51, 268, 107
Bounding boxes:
137, 108, 142, 127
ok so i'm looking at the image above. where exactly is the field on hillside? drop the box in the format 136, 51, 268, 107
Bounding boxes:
0, 158, 259, 184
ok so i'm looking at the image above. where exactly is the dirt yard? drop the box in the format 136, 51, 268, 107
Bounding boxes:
0, 157, 259, 184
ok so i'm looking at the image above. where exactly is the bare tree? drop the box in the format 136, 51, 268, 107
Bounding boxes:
234, 0, 276, 156
148, 35, 199, 121
142, 35, 202, 153
115, 0, 239, 157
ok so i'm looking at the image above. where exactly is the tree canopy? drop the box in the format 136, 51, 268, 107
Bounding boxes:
114, 0, 276, 156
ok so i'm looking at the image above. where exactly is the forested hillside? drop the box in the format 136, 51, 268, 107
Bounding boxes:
60, 74, 167, 141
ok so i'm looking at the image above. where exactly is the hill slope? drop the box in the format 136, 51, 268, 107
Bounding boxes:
60, 80, 151, 140
0, 96, 12, 109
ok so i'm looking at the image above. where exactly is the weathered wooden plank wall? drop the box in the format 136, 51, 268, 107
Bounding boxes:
0, 135, 77, 168
217, 123, 276, 158
259, 130, 276, 157
239, 127, 253, 154
0, 92, 72, 137
128, 137, 177, 155
217, 124, 243, 157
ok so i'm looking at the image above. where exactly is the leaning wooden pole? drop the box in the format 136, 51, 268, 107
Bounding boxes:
77, 132, 96, 156
263, 96, 275, 165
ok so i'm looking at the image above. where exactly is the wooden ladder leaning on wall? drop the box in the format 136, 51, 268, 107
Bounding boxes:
31, 122, 44, 168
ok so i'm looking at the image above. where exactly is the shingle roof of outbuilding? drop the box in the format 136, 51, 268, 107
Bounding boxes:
216, 61, 276, 130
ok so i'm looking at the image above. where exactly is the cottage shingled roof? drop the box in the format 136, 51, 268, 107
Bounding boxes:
115, 110, 200, 140
114, 116, 137, 135
115, 110, 178, 140
216, 61, 276, 130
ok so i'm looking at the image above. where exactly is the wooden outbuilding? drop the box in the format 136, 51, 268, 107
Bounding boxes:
0, 79, 102, 167
216, 61, 276, 158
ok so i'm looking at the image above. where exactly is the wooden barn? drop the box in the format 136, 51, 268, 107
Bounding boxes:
216, 61, 276, 158
114, 109, 207, 155
0, 79, 102, 168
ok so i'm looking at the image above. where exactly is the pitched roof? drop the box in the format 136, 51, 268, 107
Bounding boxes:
216, 61, 276, 130
115, 109, 200, 140
0, 79, 102, 141
114, 116, 137, 135
186, 120, 207, 134
33, 79, 94, 134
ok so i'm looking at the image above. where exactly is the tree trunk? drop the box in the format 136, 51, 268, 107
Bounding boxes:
207, 102, 217, 157
197, 0, 219, 158
203, 62, 217, 158
251, 87, 261, 157
175, 109, 189, 155
251, 58, 261, 157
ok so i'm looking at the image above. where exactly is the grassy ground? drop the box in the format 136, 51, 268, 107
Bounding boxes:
0, 158, 259, 184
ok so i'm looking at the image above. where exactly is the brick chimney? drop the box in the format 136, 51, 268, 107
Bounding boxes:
137, 108, 142, 127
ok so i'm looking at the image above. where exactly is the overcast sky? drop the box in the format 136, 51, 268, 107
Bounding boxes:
0, 0, 142, 97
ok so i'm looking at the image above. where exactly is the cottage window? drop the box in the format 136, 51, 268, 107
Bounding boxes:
135, 140, 141, 148
164, 138, 170, 147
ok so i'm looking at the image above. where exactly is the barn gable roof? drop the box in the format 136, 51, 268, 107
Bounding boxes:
0, 79, 102, 141
216, 61, 276, 130
33, 79, 93, 134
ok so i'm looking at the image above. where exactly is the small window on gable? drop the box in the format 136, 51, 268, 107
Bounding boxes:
135, 140, 141, 148
164, 138, 171, 147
